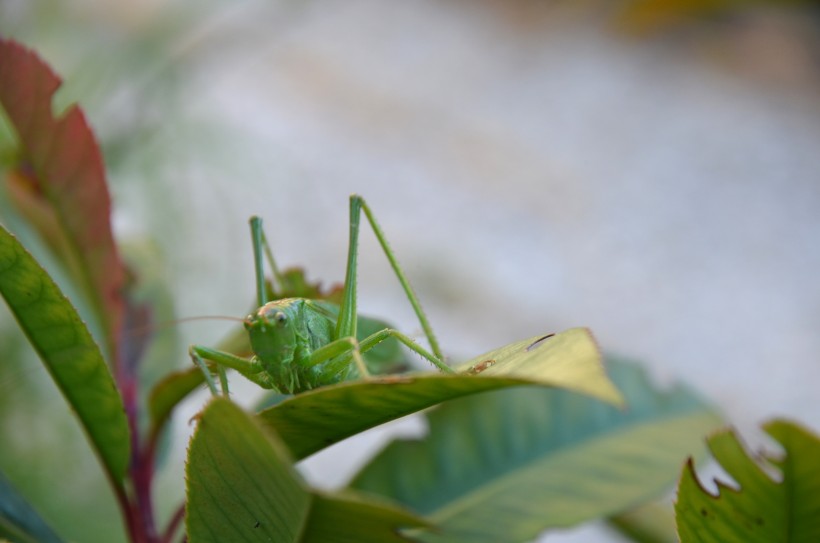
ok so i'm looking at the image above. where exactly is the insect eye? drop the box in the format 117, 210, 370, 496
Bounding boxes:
273, 311, 287, 325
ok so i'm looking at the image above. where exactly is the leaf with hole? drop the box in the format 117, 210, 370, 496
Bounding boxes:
676, 419, 820, 543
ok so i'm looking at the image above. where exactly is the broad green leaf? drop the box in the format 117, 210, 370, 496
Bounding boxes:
676, 419, 820, 543
0, 471, 64, 543
609, 502, 678, 543
0, 226, 129, 483
148, 366, 205, 430
186, 398, 308, 542
186, 398, 425, 542
257, 328, 622, 460
301, 492, 427, 543
350, 360, 722, 543
0, 38, 127, 364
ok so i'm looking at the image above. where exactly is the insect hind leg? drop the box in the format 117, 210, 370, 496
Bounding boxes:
336, 194, 444, 368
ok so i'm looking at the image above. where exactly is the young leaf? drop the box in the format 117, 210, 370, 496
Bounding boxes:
185, 398, 426, 542
0, 38, 126, 364
0, 225, 129, 483
257, 328, 623, 460
676, 419, 820, 543
0, 471, 64, 543
349, 360, 722, 543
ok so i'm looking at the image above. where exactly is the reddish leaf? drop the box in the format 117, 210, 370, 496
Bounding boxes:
0, 38, 126, 366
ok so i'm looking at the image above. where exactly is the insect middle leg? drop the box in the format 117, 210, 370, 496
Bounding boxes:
309, 329, 454, 378
359, 329, 453, 373
306, 336, 371, 381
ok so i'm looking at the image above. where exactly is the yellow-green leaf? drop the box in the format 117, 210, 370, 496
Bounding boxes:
258, 328, 622, 460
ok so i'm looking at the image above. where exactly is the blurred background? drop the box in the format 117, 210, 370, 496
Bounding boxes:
1, 0, 819, 541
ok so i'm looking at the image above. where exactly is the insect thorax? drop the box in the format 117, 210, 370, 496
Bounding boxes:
245, 298, 341, 393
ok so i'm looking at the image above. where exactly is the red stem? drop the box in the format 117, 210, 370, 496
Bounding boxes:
114, 483, 142, 543
161, 503, 186, 543
118, 363, 158, 543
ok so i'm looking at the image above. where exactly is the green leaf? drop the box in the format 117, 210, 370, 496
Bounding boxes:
349, 360, 722, 543
0, 38, 127, 363
258, 328, 622, 460
675, 419, 820, 543
185, 398, 426, 542
608, 502, 678, 543
0, 471, 64, 543
148, 366, 205, 431
0, 225, 129, 483
301, 492, 427, 543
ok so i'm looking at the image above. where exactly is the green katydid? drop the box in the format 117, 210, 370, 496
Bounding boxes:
190, 194, 453, 396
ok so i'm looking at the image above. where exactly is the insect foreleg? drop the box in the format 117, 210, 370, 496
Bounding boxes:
359, 329, 454, 374
189, 345, 275, 396
190, 347, 221, 396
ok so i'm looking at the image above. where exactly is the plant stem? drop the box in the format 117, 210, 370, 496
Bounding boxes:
123, 374, 157, 542
161, 503, 186, 543
117, 303, 163, 543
